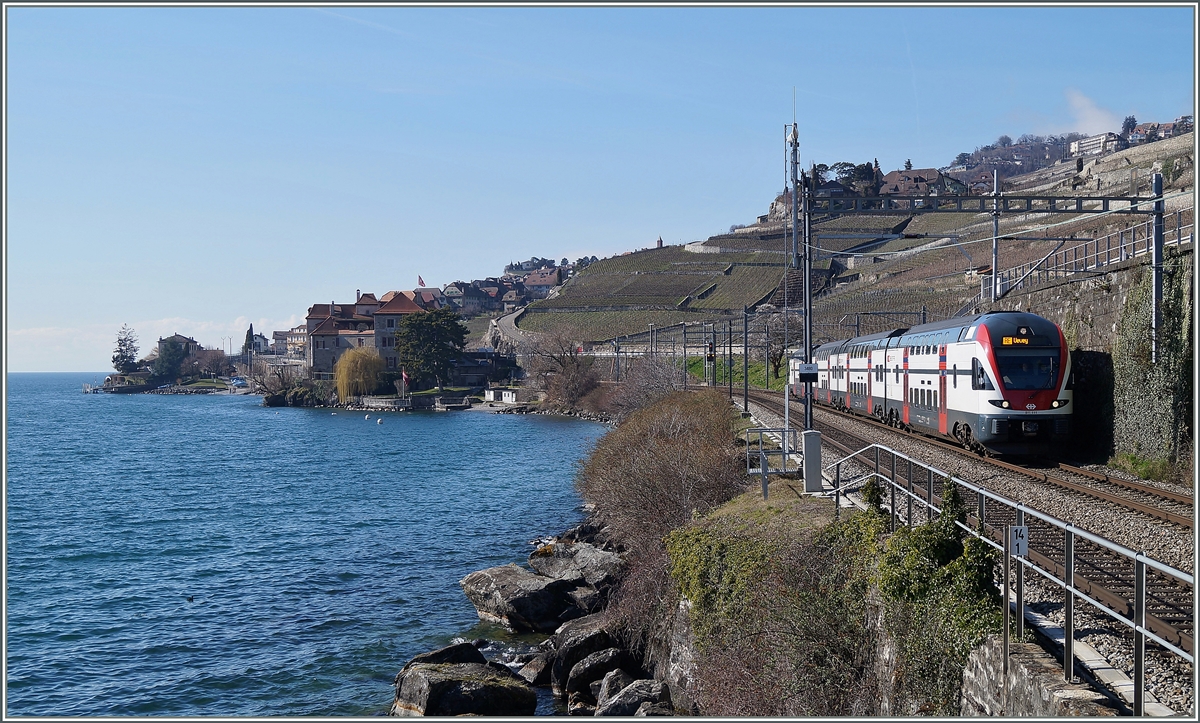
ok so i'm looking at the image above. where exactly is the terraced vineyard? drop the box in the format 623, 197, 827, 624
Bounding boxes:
517, 245, 786, 341
519, 309, 736, 343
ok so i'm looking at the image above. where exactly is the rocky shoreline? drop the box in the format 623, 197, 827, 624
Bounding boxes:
491, 404, 615, 425
388, 520, 674, 717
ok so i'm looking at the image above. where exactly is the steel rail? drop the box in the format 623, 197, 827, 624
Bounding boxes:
747, 390, 1193, 528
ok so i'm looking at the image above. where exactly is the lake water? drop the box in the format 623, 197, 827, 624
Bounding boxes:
4, 372, 605, 716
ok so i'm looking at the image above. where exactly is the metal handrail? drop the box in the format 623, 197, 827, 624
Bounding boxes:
994, 213, 1192, 297
827, 442, 1193, 714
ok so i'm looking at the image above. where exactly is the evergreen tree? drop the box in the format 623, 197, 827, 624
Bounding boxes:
1122, 115, 1138, 136
393, 308, 468, 391
153, 341, 185, 381
242, 323, 254, 355
111, 325, 139, 374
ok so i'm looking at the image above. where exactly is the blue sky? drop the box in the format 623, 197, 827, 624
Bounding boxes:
5, 4, 1195, 371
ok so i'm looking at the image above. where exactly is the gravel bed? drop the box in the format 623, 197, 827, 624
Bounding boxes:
1078, 462, 1195, 497
1046, 466, 1195, 520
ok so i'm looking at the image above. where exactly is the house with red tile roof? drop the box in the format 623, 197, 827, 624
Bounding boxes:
523, 268, 561, 299
374, 292, 424, 370
402, 288, 446, 311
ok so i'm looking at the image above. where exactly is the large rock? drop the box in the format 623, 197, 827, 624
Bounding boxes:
595, 668, 634, 709
654, 598, 698, 714
528, 542, 624, 589
594, 679, 671, 717
565, 647, 625, 696
549, 614, 616, 697
390, 662, 536, 716
459, 564, 577, 633
399, 641, 486, 672
516, 653, 551, 686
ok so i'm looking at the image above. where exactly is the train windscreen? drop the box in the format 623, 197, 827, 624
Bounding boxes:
995, 349, 1059, 390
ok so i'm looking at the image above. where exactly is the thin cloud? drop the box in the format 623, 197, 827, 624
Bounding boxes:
1065, 89, 1120, 136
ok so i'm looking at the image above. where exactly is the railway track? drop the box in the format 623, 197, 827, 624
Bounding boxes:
744, 389, 1194, 657
744, 390, 1193, 529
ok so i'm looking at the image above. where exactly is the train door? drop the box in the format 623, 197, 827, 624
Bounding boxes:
866, 350, 873, 416
826, 355, 833, 404
938, 344, 948, 434
902, 346, 910, 425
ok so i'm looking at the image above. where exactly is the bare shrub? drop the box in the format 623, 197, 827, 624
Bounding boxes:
577, 390, 745, 558
580, 390, 746, 677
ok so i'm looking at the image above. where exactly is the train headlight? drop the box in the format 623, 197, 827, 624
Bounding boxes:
1051, 399, 1069, 408
988, 399, 1011, 409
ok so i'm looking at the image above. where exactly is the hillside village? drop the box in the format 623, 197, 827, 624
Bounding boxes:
122, 117, 1192, 390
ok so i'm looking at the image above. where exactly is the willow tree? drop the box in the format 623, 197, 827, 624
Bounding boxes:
334, 347, 384, 402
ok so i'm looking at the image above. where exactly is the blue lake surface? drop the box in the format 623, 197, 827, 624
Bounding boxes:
5, 372, 605, 716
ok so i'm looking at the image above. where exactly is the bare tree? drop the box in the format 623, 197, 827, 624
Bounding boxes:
521, 333, 599, 405
251, 357, 303, 395
609, 357, 683, 420
750, 305, 804, 381
196, 348, 229, 378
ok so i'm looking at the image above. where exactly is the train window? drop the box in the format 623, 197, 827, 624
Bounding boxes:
971, 358, 996, 391
934, 391, 938, 409
953, 364, 957, 388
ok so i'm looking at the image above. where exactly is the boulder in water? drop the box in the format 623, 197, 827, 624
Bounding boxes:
459, 564, 577, 634
390, 662, 536, 717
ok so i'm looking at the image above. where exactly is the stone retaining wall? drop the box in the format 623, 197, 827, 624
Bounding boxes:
981, 244, 1193, 464
960, 636, 1119, 716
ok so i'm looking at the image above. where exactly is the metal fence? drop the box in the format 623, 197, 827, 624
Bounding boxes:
828, 442, 1193, 716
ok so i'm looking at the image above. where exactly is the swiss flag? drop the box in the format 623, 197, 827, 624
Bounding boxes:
402, 370, 410, 388
418, 275, 426, 287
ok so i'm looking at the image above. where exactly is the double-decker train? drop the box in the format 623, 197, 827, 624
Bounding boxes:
789, 311, 1072, 455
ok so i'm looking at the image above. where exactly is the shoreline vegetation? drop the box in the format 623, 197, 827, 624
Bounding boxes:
388, 359, 1005, 717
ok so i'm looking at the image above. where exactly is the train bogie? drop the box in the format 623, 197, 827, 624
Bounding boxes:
791, 311, 1072, 456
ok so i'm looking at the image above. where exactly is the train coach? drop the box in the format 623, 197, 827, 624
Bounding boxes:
789, 311, 1072, 455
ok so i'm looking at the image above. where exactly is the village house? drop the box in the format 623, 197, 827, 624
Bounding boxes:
403, 287, 446, 311
443, 283, 487, 316
876, 168, 968, 207
305, 291, 380, 379
157, 333, 201, 357
815, 179, 856, 197
285, 325, 307, 356
522, 267, 561, 299
247, 332, 271, 354
1128, 123, 1159, 145
373, 292, 424, 370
